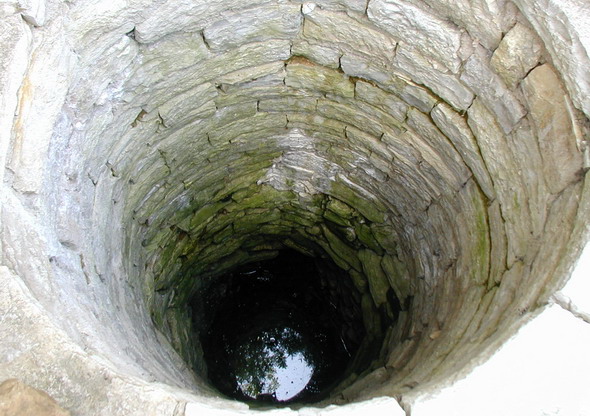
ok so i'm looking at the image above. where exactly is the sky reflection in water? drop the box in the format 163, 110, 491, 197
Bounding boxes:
233, 327, 314, 401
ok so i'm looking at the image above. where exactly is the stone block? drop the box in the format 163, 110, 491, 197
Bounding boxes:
355, 81, 408, 123
203, 5, 302, 51
393, 45, 474, 111
358, 249, 390, 307
490, 23, 543, 89
406, 108, 472, 192
368, 0, 463, 73
286, 57, 355, 98
521, 64, 584, 194
302, 8, 396, 67
467, 98, 530, 267
460, 45, 526, 133
400, 0, 510, 50
158, 83, 217, 128
511, 0, 590, 118
430, 102, 495, 199
291, 38, 342, 68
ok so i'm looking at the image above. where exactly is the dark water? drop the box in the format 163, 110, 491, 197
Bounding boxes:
199, 251, 361, 405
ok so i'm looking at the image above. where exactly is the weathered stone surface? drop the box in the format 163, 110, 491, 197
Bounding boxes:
359, 249, 390, 307
367, 0, 463, 72
355, 80, 408, 123
460, 45, 526, 133
6, 27, 74, 193
203, 5, 302, 51
430, 102, 495, 199
0, 379, 70, 416
512, 0, 590, 118
521, 64, 585, 194
490, 22, 543, 89
400, 0, 513, 50
302, 8, 397, 67
286, 57, 355, 98
393, 45, 474, 111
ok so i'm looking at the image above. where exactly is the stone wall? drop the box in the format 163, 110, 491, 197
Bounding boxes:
1, 0, 589, 414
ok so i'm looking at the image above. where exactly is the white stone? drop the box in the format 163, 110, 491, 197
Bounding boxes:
203, 5, 302, 52
490, 22, 543, 89
302, 8, 397, 66
368, 0, 463, 73
521, 64, 584, 194
393, 45, 474, 111
430, 102, 495, 199
460, 45, 526, 133
511, 0, 590, 118
467, 98, 531, 267
400, 0, 513, 50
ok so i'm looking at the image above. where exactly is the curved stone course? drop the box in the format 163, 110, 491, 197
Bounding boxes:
1, 0, 589, 414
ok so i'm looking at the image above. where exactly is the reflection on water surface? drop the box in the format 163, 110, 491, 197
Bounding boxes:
234, 327, 313, 401
198, 250, 364, 405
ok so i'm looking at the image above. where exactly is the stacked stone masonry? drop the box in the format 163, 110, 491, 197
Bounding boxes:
1, 0, 589, 415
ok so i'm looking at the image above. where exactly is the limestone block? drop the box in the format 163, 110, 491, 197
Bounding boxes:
203, 5, 302, 51
521, 64, 584, 194
135, 0, 262, 43
406, 108, 471, 192
400, 0, 511, 50
511, 0, 590, 118
216, 61, 285, 87
158, 83, 217, 128
131, 40, 291, 112
490, 22, 542, 89
302, 8, 397, 66
380, 74, 438, 114
355, 81, 408, 123
339, 52, 394, 87
0, 379, 70, 416
430, 102, 495, 199
140, 31, 210, 71
393, 45, 474, 111
367, 0, 463, 73
286, 57, 355, 98
0, 15, 31, 186
467, 98, 530, 267
460, 45, 526, 133
0, 268, 190, 416
381, 254, 411, 303
291, 38, 341, 68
